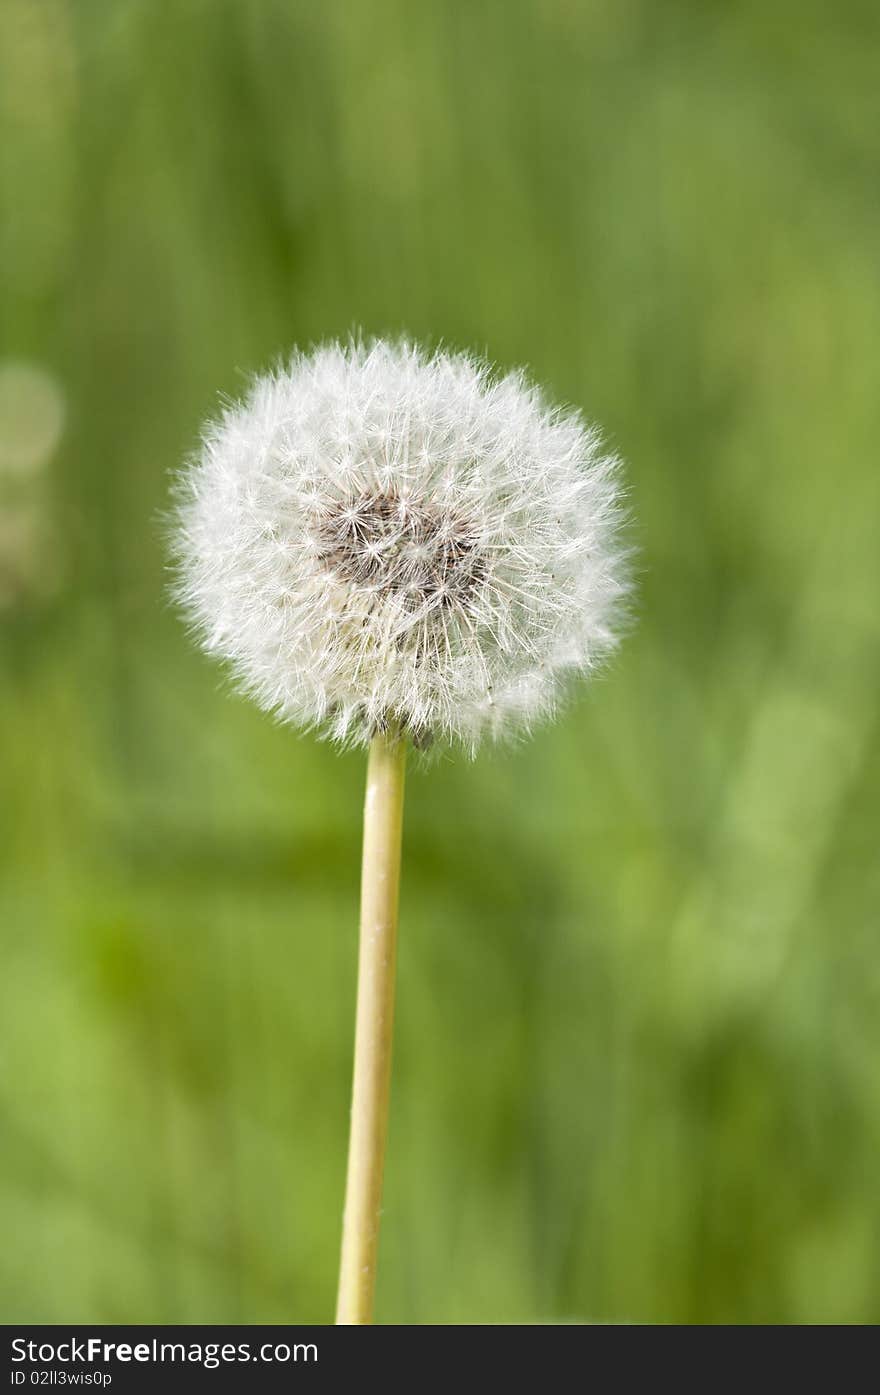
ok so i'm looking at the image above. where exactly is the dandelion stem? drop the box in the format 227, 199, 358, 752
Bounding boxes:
336, 729, 407, 1324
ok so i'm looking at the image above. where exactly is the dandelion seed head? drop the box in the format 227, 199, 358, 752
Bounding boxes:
173, 339, 631, 752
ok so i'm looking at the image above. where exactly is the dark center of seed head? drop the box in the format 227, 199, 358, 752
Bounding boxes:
316, 487, 486, 609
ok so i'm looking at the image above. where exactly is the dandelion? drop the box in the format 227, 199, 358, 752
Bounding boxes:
173, 338, 631, 1322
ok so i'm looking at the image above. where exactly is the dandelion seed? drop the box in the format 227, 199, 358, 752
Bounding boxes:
173, 339, 629, 754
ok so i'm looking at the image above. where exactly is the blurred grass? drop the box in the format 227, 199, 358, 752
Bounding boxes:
1, 0, 879, 1323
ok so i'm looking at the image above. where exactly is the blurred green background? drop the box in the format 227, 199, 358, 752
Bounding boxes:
2, 0, 879, 1324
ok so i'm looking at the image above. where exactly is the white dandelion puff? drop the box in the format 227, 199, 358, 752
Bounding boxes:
173, 338, 631, 752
